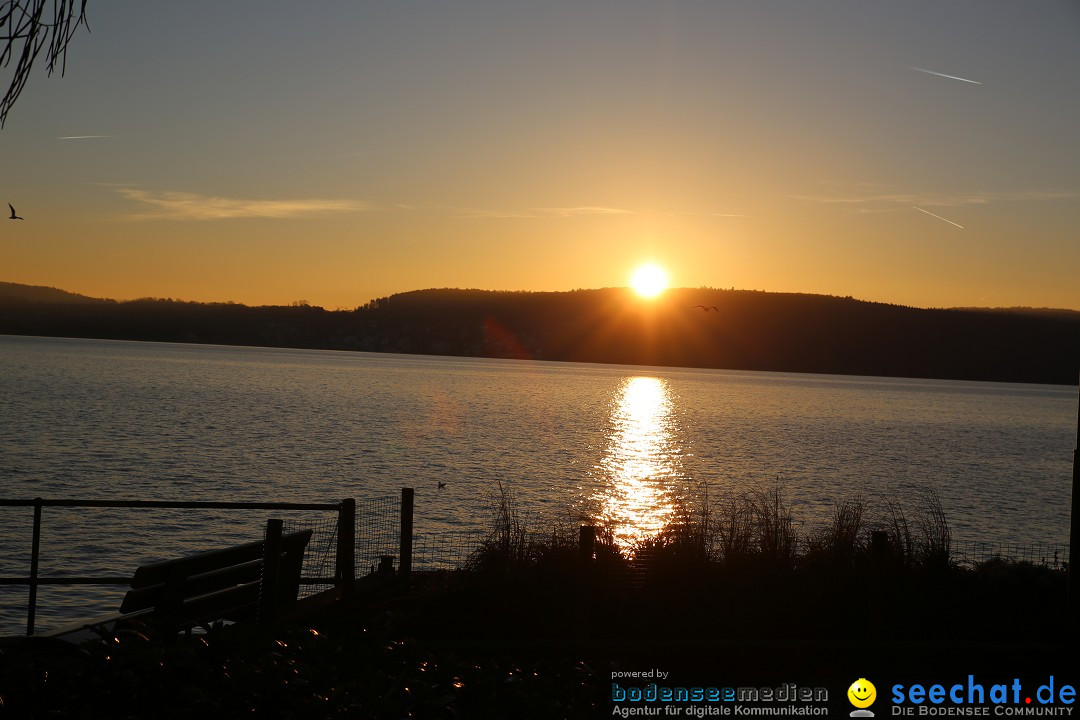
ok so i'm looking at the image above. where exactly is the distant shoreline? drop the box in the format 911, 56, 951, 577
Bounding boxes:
3, 283, 1079, 386
4, 332, 1079, 392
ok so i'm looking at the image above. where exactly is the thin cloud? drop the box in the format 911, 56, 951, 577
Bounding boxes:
462, 209, 539, 219
795, 187, 1080, 209
460, 204, 752, 220
536, 206, 634, 218
907, 66, 983, 85
463, 205, 634, 219
983, 189, 1080, 203
913, 206, 964, 229
116, 189, 365, 220
662, 210, 749, 218
58, 135, 118, 140
794, 192, 987, 209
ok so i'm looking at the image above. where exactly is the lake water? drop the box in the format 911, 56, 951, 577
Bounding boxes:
0, 334, 1075, 633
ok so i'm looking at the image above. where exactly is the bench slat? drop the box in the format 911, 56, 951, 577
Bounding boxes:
177, 580, 262, 626
124, 529, 312, 621
120, 557, 263, 613
130, 530, 311, 588
128, 528, 311, 587
45, 527, 316, 640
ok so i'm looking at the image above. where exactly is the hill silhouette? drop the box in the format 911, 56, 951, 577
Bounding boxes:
0, 281, 105, 304
1, 283, 1078, 385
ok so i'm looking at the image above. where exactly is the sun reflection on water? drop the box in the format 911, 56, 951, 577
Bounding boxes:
596, 376, 685, 549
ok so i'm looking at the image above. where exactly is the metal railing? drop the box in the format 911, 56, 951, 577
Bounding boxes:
0, 498, 356, 636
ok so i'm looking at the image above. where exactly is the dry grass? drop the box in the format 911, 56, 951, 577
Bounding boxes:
468, 477, 973, 582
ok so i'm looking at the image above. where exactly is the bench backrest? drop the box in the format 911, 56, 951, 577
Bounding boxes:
119, 529, 312, 626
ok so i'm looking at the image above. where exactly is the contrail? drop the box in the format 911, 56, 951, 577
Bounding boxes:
908, 66, 982, 85
58, 135, 116, 140
913, 206, 964, 229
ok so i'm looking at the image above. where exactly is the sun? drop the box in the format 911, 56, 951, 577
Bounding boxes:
630, 263, 668, 298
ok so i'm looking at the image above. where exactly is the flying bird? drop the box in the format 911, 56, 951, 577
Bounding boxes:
8, 204, 23, 220
691, 305, 718, 312
437, 481, 446, 490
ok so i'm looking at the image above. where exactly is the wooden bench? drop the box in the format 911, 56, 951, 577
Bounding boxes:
46, 523, 312, 640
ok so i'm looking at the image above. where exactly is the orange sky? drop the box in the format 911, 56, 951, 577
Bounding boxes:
2, 2, 1078, 310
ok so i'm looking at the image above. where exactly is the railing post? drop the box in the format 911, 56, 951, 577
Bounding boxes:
579, 525, 595, 563
258, 518, 283, 627
1069, 373, 1078, 634
336, 499, 355, 597
26, 499, 42, 636
400, 488, 414, 576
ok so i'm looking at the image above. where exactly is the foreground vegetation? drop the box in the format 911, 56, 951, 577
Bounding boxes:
0, 483, 1069, 718
465, 481, 1067, 645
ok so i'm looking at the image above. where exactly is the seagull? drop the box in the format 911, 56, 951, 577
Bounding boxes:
691, 305, 718, 312
8, 203, 23, 220
437, 481, 446, 490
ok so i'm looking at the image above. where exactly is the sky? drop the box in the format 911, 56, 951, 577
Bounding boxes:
1, 0, 1078, 310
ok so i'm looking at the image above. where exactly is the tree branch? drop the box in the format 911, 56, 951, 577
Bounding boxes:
0, 0, 89, 127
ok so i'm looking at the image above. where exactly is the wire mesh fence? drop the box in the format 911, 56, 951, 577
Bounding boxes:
281, 512, 340, 600
354, 495, 401, 577
282, 495, 403, 593
412, 530, 488, 571
953, 541, 1069, 569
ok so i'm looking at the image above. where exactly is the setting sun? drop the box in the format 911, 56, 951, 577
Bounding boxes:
629, 264, 668, 298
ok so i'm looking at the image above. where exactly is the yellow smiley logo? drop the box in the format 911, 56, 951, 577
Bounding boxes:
848, 679, 876, 709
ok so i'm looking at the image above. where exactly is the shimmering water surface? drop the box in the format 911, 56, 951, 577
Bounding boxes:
1, 335, 1075, 632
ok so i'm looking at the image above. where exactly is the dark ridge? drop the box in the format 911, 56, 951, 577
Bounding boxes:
1, 283, 1078, 385
0, 281, 107, 304
950, 305, 1080, 320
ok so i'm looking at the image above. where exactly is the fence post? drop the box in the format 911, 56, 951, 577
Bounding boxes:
1070, 373, 1078, 634
258, 518, 283, 627
400, 488, 414, 576
336, 499, 355, 597
26, 499, 42, 636
579, 525, 595, 563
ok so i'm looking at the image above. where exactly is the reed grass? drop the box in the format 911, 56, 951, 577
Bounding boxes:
468, 478, 977, 580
